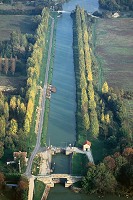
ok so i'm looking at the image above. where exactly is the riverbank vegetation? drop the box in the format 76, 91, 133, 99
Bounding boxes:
82, 148, 133, 196
72, 6, 99, 146
99, 0, 133, 11
72, 6, 133, 196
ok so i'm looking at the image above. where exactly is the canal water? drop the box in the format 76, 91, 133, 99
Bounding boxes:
46, 0, 131, 200
46, 0, 99, 147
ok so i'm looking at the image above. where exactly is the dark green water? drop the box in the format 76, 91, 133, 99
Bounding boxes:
52, 154, 70, 174
48, 185, 131, 200
46, 0, 131, 199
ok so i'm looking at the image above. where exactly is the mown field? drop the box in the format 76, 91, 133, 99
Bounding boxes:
94, 18, 133, 129
0, 15, 34, 41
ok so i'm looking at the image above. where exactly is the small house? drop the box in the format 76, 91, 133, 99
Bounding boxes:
83, 140, 91, 151
112, 12, 120, 18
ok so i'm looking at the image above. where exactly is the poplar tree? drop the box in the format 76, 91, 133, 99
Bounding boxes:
102, 81, 109, 94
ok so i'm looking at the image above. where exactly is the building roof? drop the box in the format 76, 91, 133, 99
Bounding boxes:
13, 151, 27, 158
83, 140, 91, 146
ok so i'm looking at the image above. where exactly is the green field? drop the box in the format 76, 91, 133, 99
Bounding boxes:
0, 15, 34, 41
72, 153, 88, 176
94, 18, 133, 130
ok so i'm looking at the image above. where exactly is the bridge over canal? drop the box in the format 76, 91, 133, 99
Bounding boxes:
37, 173, 83, 188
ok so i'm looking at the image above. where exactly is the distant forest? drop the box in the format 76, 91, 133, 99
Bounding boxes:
99, 0, 133, 11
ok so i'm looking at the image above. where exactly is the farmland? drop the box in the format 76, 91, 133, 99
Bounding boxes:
0, 14, 34, 92
0, 15, 34, 41
94, 18, 133, 129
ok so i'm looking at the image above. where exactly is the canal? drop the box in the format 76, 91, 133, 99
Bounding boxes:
46, 0, 131, 199
46, 1, 99, 148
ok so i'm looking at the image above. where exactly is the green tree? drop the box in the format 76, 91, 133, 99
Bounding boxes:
90, 111, 99, 137
114, 155, 128, 176
0, 142, 4, 159
18, 129, 27, 151
4, 102, 9, 121
0, 99, 4, 116
82, 165, 96, 193
24, 117, 30, 134
83, 113, 90, 131
4, 57, 9, 75
10, 57, 16, 75
5, 136, 14, 149
94, 163, 117, 194
0, 116, 6, 138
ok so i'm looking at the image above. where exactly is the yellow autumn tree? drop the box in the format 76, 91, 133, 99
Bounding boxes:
102, 81, 109, 94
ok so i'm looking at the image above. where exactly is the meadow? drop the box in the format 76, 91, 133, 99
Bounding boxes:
0, 15, 34, 41
94, 18, 133, 129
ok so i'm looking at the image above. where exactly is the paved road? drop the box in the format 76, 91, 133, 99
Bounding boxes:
66, 147, 94, 163
28, 176, 35, 200
25, 15, 54, 177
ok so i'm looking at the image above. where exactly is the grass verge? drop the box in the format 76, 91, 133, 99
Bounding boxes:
33, 179, 45, 200
41, 13, 58, 146
72, 153, 88, 176
31, 154, 41, 176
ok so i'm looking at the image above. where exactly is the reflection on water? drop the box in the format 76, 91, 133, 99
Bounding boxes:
47, 184, 132, 200
46, 11, 76, 146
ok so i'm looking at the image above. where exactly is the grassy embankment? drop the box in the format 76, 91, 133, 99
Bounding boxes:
93, 18, 133, 131
41, 13, 58, 146
26, 13, 58, 153
33, 179, 45, 200
72, 153, 88, 176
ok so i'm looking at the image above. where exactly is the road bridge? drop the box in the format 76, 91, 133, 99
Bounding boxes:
37, 174, 83, 188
